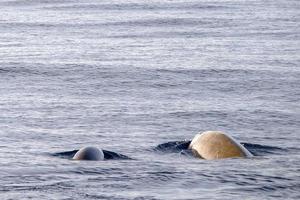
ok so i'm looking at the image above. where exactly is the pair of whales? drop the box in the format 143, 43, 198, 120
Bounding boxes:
67, 131, 253, 161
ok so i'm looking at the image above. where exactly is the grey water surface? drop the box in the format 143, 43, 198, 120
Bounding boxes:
0, 0, 299, 199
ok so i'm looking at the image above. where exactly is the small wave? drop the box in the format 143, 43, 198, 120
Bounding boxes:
241, 143, 285, 156
0, 64, 61, 77
0, 68, 10, 73
44, 2, 229, 12
154, 140, 191, 153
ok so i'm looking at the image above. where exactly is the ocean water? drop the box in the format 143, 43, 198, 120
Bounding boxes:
0, 0, 299, 199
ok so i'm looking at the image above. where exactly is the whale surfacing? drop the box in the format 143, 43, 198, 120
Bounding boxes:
189, 131, 252, 160
73, 146, 104, 161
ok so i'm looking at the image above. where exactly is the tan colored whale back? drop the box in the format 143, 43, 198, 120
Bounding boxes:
189, 131, 252, 160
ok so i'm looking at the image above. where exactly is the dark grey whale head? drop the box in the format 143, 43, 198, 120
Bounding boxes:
72, 146, 104, 161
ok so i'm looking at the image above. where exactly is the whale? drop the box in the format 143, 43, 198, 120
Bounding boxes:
52, 147, 131, 161
73, 146, 104, 161
188, 131, 253, 160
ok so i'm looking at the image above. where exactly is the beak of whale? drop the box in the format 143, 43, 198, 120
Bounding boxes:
189, 131, 253, 160
72, 146, 104, 161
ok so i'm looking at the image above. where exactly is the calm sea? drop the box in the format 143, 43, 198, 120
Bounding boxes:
0, 0, 299, 199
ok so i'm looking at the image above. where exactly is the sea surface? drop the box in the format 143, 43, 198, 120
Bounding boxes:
0, 0, 299, 199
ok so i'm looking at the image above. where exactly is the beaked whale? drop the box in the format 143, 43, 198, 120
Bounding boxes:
73, 146, 104, 161
189, 131, 253, 160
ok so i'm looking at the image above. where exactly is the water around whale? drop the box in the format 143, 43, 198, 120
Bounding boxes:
51, 139, 290, 161
154, 140, 287, 157
53, 148, 131, 160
